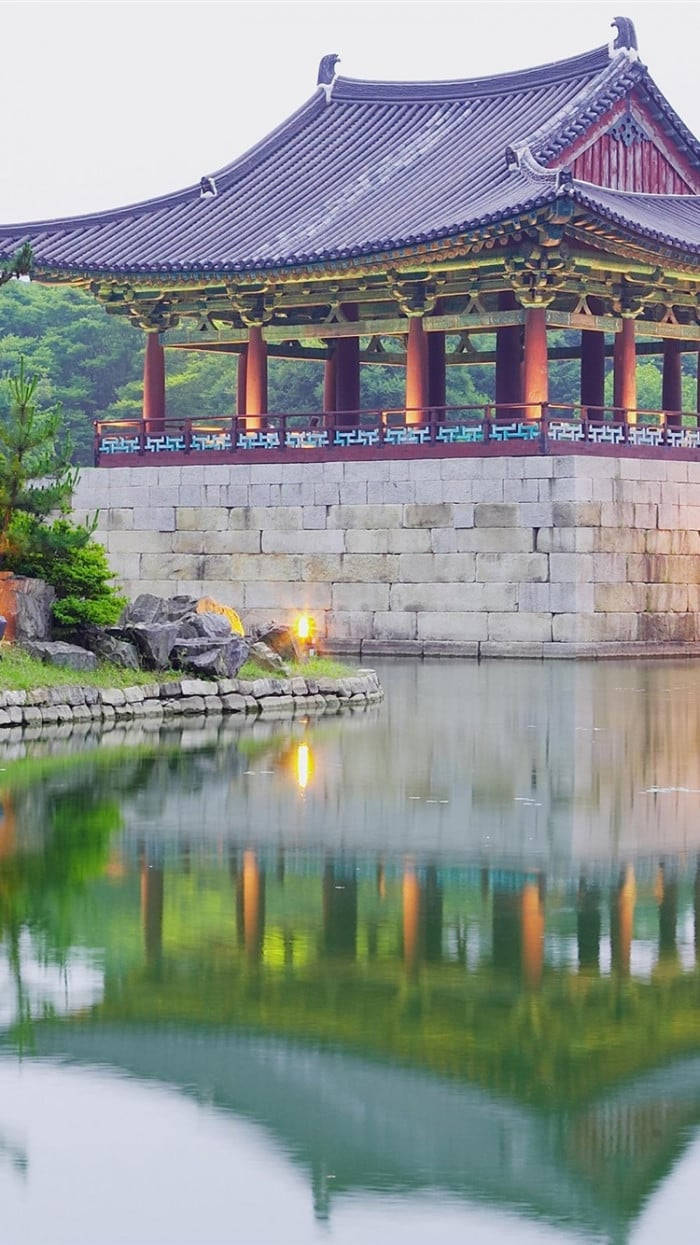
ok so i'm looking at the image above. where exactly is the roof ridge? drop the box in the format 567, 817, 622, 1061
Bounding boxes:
331, 44, 610, 104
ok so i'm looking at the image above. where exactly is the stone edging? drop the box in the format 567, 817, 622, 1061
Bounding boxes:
0, 670, 383, 729
323, 639, 700, 661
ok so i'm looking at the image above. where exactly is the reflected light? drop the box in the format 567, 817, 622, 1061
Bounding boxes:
296, 614, 312, 643
296, 743, 313, 792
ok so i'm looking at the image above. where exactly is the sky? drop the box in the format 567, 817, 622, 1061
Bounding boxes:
1, 0, 698, 223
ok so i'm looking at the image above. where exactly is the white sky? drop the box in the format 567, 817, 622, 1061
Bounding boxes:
1, 0, 698, 224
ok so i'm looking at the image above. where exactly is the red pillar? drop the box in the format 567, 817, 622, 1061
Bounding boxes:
143, 332, 166, 435
405, 317, 428, 424
614, 318, 637, 423
522, 307, 548, 415
427, 328, 446, 414
663, 340, 683, 427
245, 325, 267, 429
323, 349, 337, 419
580, 331, 606, 413
335, 304, 360, 425
495, 292, 521, 409
236, 348, 247, 417
697, 350, 700, 418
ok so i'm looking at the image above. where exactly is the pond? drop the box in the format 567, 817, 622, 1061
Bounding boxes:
1, 659, 700, 1244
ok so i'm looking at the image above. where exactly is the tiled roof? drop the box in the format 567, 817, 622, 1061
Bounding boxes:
0, 40, 698, 276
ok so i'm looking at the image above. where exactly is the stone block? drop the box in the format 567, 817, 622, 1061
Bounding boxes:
244, 506, 303, 531
314, 483, 341, 505
222, 693, 247, 712
106, 508, 134, 531
550, 581, 595, 613
456, 527, 534, 553
594, 583, 647, 613
372, 611, 417, 640
345, 529, 390, 554
430, 529, 458, 553
302, 506, 327, 530
552, 501, 601, 527
552, 613, 639, 642
487, 612, 552, 642
132, 507, 176, 531
334, 554, 399, 583
638, 613, 695, 643
244, 581, 332, 609
474, 503, 519, 527
416, 612, 488, 641
332, 583, 390, 612
548, 553, 593, 583
634, 503, 658, 529
386, 529, 432, 553
412, 481, 445, 504
261, 529, 345, 554
601, 502, 634, 528
109, 529, 173, 554
476, 553, 548, 583
517, 582, 551, 612
593, 528, 645, 554
536, 528, 595, 553
551, 475, 594, 502
590, 553, 628, 584
645, 583, 689, 613
230, 554, 302, 581
519, 504, 554, 528
452, 504, 475, 528
398, 553, 476, 583
389, 581, 516, 612
324, 612, 374, 640
366, 480, 416, 504
100, 688, 126, 707
140, 553, 203, 581
328, 504, 403, 530
337, 483, 368, 505
403, 503, 453, 528
422, 641, 480, 657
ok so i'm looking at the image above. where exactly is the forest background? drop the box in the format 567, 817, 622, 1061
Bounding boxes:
1, 282, 698, 465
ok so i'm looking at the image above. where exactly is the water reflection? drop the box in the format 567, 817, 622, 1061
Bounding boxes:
1, 660, 700, 1242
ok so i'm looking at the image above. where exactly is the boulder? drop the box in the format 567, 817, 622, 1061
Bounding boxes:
77, 626, 141, 671
255, 623, 301, 664
249, 640, 287, 674
119, 593, 165, 626
0, 574, 55, 642
179, 638, 249, 678
23, 640, 97, 673
196, 597, 245, 636
177, 611, 233, 640
123, 622, 182, 670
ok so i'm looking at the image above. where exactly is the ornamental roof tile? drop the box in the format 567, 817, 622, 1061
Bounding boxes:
0, 33, 698, 276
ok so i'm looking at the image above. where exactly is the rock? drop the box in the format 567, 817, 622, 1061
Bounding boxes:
249, 640, 287, 674
177, 611, 233, 640
15, 579, 56, 641
79, 626, 141, 671
255, 623, 301, 664
22, 640, 97, 672
119, 593, 165, 626
157, 595, 199, 623
123, 622, 182, 670
100, 688, 126, 707
184, 641, 248, 679
196, 597, 244, 636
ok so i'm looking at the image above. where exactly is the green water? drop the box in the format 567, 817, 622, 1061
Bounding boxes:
2, 659, 700, 1244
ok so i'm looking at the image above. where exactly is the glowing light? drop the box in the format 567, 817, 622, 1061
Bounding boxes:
296, 614, 312, 642
296, 743, 312, 791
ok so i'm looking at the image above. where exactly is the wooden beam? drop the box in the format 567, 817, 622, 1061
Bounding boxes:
545, 309, 621, 333
635, 319, 700, 342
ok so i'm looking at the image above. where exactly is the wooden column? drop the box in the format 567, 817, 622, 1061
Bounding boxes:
335, 303, 360, 424
405, 316, 428, 424
427, 327, 446, 414
663, 340, 683, 427
143, 332, 166, 434
323, 349, 337, 419
236, 347, 247, 417
495, 292, 521, 409
522, 306, 548, 415
614, 317, 637, 423
580, 298, 606, 413
245, 325, 267, 429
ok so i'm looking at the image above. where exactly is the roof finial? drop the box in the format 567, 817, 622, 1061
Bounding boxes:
317, 53, 340, 103
611, 16, 638, 53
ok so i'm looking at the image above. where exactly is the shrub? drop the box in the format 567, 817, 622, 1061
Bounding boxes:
5, 513, 126, 627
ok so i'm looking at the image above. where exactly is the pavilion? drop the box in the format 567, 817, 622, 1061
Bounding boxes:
1, 15, 699, 464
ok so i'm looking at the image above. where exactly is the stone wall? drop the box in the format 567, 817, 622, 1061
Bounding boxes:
72, 454, 700, 655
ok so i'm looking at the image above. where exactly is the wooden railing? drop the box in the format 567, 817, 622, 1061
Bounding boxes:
94, 402, 700, 465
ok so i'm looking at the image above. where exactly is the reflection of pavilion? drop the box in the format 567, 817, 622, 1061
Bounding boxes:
26, 1025, 700, 1241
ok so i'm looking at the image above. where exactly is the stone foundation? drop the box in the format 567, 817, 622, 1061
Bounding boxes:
73, 455, 700, 656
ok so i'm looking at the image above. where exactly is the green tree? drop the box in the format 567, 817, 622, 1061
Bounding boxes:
0, 359, 76, 549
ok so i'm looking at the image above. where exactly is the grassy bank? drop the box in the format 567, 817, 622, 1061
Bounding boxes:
0, 645, 353, 691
